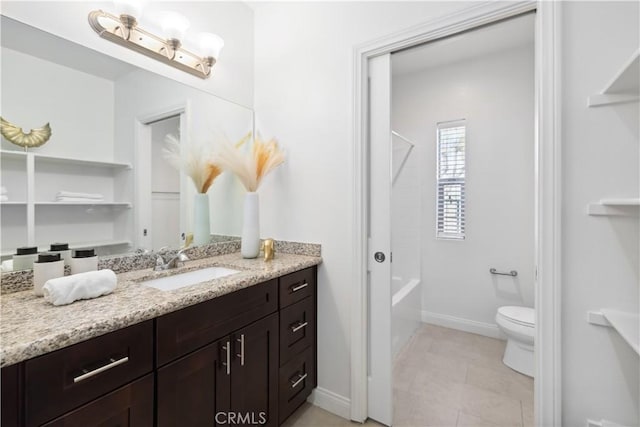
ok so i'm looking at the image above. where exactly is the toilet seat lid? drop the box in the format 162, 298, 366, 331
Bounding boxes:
498, 306, 535, 327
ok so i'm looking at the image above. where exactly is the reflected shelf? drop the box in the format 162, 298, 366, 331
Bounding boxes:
35, 202, 132, 208
587, 198, 640, 216
588, 49, 639, 107
0, 150, 131, 169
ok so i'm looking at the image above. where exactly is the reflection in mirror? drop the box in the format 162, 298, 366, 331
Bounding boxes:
0, 16, 251, 271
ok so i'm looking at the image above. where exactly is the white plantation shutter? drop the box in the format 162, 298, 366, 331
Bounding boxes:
436, 120, 466, 239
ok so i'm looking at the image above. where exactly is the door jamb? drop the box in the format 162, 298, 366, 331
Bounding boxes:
350, 2, 562, 425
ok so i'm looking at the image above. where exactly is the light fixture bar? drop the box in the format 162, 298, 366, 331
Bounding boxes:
88, 10, 215, 79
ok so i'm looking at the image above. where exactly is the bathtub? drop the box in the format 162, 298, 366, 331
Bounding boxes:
392, 276, 422, 358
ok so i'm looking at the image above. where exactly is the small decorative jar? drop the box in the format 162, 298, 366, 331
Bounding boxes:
12, 246, 38, 271
49, 243, 72, 266
33, 253, 64, 296
70, 249, 98, 275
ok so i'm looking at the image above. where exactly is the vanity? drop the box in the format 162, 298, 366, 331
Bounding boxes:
0, 252, 320, 426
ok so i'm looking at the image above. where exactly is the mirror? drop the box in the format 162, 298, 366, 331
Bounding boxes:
0, 16, 251, 271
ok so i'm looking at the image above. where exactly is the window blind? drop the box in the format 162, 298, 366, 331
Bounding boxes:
436, 120, 466, 240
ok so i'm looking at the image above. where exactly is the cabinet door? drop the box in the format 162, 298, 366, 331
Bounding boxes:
42, 374, 153, 427
157, 339, 231, 427
230, 313, 279, 427
1, 364, 21, 427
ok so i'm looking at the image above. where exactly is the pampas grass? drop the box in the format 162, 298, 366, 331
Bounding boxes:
163, 134, 222, 194
215, 133, 285, 192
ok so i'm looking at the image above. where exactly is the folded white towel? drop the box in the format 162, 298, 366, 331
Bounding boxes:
0, 186, 7, 195
0, 195, 8, 202
1, 260, 13, 272
56, 191, 104, 200
43, 269, 117, 306
56, 197, 104, 202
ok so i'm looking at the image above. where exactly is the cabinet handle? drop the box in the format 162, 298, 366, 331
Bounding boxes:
73, 356, 129, 383
290, 321, 308, 333
222, 341, 231, 375
290, 282, 308, 293
236, 334, 245, 366
290, 373, 308, 389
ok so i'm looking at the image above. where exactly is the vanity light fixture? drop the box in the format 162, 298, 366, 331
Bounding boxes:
88, 6, 224, 79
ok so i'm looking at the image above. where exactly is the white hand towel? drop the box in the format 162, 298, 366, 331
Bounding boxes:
56, 191, 104, 200
0, 195, 8, 202
43, 269, 117, 306
0, 186, 7, 195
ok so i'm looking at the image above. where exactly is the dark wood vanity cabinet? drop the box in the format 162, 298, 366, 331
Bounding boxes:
1, 265, 317, 427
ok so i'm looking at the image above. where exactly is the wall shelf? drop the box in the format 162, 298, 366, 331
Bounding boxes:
588, 309, 639, 356
0, 202, 27, 206
588, 49, 639, 107
35, 202, 132, 208
0, 150, 131, 169
587, 198, 640, 216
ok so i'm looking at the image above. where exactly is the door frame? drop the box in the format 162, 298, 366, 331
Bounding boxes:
135, 103, 190, 251
350, 1, 562, 425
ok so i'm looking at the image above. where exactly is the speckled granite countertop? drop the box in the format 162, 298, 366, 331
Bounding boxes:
0, 252, 321, 367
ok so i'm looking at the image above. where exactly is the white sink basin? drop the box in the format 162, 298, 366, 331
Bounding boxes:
142, 266, 240, 291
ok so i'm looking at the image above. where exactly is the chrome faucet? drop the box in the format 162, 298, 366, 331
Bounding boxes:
154, 249, 189, 271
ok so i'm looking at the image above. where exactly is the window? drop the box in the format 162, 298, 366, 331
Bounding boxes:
436, 120, 466, 240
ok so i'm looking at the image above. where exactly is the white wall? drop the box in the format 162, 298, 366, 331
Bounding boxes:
392, 46, 535, 331
253, 0, 473, 409
0, 47, 114, 159
1, 1, 254, 107
561, 2, 639, 426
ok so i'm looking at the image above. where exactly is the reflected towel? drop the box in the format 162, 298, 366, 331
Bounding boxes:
1, 186, 7, 195
56, 191, 104, 200
1, 260, 13, 272
43, 269, 117, 306
56, 197, 104, 202
0, 195, 8, 202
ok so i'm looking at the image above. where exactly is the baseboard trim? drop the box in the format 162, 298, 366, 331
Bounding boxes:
421, 310, 505, 340
307, 387, 351, 420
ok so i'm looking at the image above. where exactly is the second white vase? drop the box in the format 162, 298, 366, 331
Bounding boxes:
241, 192, 260, 258
193, 193, 211, 246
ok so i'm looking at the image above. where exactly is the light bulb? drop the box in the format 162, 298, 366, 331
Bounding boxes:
198, 32, 225, 60
113, 0, 144, 18
158, 11, 190, 41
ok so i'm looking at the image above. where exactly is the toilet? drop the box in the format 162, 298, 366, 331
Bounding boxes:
495, 306, 535, 377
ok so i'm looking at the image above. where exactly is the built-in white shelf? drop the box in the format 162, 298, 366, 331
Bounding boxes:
0, 150, 131, 169
588, 49, 640, 107
0, 202, 27, 206
588, 309, 639, 356
587, 198, 640, 216
35, 202, 132, 208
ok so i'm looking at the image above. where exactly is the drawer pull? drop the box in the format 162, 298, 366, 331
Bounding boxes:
290, 321, 309, 333
222, 341, 231, 375
236, 334, 245, 366
290, 282, 308, 293
290, 373, 308, 389
73, 356, 129, 383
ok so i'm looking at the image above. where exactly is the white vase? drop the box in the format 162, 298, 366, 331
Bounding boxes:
241, 192, 260, 258
193, 193, 211, 246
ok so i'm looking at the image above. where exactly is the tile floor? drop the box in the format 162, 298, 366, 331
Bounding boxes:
283, 324, 533, 427
393, 324, 533, 427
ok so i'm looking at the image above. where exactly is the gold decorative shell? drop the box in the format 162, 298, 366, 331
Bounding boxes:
0, 117, 52, 148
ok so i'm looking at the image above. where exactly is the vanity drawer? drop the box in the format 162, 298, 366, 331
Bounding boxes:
280, 296, 315, 366
156, 279, 278, 366
278, 348, 316, 425
279, 267, 316, 308
24, 320, 153, 427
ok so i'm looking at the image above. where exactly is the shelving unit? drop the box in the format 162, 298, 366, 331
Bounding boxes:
588, 49, 639, 107
0, 150, 133, 259
588, 309, 640, 356
587, 198, 640, 216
